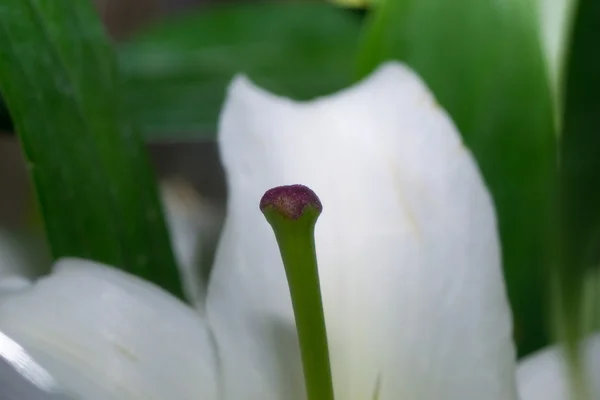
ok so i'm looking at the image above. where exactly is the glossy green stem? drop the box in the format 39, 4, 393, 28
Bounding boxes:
263, 208, 335, 400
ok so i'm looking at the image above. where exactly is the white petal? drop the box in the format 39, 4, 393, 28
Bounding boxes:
0, 276, 31, 300
160, 179, 224, 310
0, 258, 219, 400
0, 329, 68, 397
0, 229, 40, 280
517, 334, 600, 400
209, 61, 518, 400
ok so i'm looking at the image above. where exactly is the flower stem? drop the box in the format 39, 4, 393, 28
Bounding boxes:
261, 185, 335, 400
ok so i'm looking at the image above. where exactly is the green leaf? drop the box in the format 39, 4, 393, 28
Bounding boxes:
357, 0, 557, 355
0, 0, 184, 298
120, 3, 362, 139
0, 4, 361, 140
555, 0, 600, 354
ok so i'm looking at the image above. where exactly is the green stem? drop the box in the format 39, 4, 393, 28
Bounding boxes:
261, 185, 335, 400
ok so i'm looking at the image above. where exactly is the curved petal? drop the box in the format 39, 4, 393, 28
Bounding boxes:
161, 179, 224, 310
0, 258, 219, 400
517, 334, 600, 400
0, 329, 72, 399
0, 276, 31, 300
209, 61, 518, 400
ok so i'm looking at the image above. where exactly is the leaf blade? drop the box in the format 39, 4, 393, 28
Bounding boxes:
0, 0, 184, 298
555, 0, 600, 356
120, 3, 363, 138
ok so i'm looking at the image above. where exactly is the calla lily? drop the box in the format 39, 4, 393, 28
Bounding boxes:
0, 61, 553, 399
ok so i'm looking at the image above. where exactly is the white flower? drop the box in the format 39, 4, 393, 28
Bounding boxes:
0, 61, 586, 399
209, 62, 516, 400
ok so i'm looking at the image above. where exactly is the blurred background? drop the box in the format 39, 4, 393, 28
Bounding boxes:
0, 0, 550, 359
1, 0, 598, 364
0, 0, 226, 231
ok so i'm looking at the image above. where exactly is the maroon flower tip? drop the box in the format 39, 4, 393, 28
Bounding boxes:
260, 184, 323, 220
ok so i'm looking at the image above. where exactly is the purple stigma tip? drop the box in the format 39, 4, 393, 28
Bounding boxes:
260, 184, 323, 220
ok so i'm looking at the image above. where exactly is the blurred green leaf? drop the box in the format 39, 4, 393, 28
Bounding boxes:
357, 0, 557, 355
0, 0, 184, 298
0, 4, 361, 140
120, 3, 362, 139
555, 0, 600, 354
